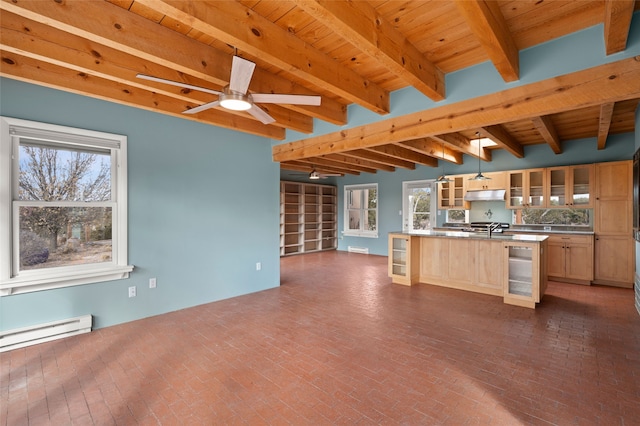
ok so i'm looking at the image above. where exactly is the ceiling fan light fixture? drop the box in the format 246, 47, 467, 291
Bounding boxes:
309, 170, 321, 180
219, 86, 252, 111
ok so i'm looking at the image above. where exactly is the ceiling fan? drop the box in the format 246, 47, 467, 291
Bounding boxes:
136, 55, 321, 125
289, 168, 342, 180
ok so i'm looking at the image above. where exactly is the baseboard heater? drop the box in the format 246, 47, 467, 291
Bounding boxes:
347, 246, 369, 254
0, 315, 92, 353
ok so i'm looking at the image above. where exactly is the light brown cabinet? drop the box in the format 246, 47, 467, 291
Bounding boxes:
465, 171, 507, 191
388, 234, 546, 308
503, 241, 547, 309
593, 161, 633, 287
546, 165, 594, 208
506, 169, 546, 209
420, 236, 478, 289
388, 234, 419, 286
546, 234, 594, 283
475, 239, 503, 291
280, 181, 337, 256
438, 176, 468, 209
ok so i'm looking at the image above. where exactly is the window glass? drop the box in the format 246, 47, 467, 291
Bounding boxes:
18, 142, 111, 201
344, 184, 378, 237
513, 208, 591, 226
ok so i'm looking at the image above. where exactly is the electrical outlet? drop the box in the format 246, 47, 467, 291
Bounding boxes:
128, 286, 136, 298
256, 262, 261, 271
149, 278, 156, 289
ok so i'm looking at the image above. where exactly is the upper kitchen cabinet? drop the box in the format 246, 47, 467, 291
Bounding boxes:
438, 176, 469, 210
465, 172, 507, 191
547, 165, 594, 208
506, 169, 546, 209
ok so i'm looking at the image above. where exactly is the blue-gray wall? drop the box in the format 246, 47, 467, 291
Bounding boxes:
0, 79, 281, 330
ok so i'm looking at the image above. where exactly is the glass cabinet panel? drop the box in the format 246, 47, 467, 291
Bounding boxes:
548, 168, 567, 206
507, 245, 533, 297
572, 166, 592, 206
528, 170, 545, 207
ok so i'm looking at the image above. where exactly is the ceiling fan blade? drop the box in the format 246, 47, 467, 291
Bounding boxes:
183, 100, 221, 115
136, 74, 221, 96
229, 56, 255, 94
247, 104, 276, 125
251, 93, 321, 106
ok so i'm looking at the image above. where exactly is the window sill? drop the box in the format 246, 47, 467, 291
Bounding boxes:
0, 264, 134, 296
343, 232, 378, 238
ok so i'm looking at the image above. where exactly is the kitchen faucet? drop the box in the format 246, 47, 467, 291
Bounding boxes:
488, 222, 502, 238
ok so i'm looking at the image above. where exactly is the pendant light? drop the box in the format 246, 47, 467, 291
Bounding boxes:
435, 142, 452, 184
469, 132, 491, 181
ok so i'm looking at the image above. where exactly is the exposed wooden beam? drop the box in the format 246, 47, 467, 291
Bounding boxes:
134, 0, 390, 115
0, 0, 346, 126
273, 57, 640, 162
299, 157, 377, 175
365, 145, 438, 168
292, 0, 444, 101
431, 133, 492, 161
293, 160, 358, 175
398, 138, 464, 165
454, 0, 519, 82
344, 150, 416, 170
477, 125, 524, 158
597, 102, 615, 150
532, 116, 562, 154
322, 154, 395, 173
327, 150, 396, 172
0, 14, 314, 134
604, 0, 636, 55
0, 52, 285, 140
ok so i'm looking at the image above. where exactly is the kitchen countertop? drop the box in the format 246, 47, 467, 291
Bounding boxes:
394, 230, 548, 242
506, 227, 594, 235
436, 225, 594, 235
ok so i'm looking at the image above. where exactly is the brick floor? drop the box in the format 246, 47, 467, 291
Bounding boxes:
1, 251, 639, 425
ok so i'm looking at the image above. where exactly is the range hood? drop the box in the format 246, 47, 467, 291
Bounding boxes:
464, 189, 506, 202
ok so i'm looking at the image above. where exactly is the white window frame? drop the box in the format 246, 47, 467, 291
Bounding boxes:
402, 180, 437, 233
343, 183, 378, 238
0, 117, 133, 296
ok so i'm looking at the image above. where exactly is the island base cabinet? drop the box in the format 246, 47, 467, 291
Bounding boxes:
388, 234, 546, 307
503, 241, 547, 309
388, 234, 419, 285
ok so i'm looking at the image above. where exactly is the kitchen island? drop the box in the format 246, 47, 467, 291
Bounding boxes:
388, 231, 548, 308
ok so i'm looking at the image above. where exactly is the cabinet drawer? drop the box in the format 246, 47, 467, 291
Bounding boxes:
547, 234, 593, 245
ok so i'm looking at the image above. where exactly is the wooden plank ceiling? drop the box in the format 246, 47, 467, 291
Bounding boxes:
1, 0, 639, 178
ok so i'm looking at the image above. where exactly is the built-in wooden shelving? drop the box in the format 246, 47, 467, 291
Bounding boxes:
280, 181, 337, 256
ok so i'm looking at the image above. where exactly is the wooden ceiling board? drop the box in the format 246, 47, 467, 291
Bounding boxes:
2, 0, 637, 175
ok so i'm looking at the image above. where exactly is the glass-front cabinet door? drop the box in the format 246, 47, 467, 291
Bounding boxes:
507, 169, 546, 209
503, 241, 544, 308
546, 165, 593, 208
570, 164, 593, 207
388, 234, 416, 286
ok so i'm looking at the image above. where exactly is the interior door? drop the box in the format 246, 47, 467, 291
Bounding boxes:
402, 180, 436, 232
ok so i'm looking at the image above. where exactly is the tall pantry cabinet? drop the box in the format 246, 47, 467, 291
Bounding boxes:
280, 181, 337, 256
593, 160, 634, 287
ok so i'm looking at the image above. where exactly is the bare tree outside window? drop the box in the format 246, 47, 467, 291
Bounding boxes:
18, 143, 113, 270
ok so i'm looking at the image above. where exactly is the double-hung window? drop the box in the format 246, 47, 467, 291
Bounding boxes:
0, 117, 133, 295
344, 183, 378, 238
